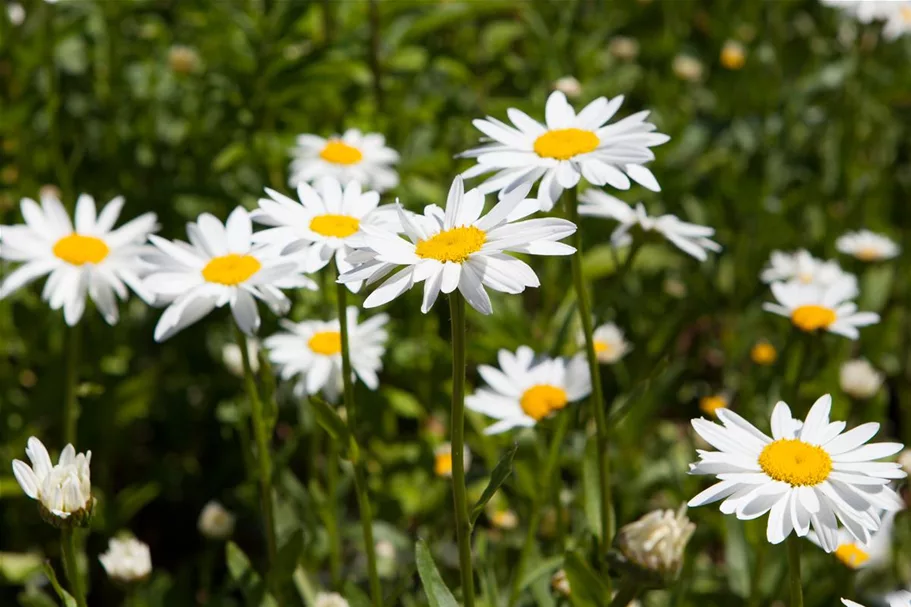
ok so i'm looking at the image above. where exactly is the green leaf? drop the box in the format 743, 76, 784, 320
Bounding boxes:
114, 482, 161, 526
582, 440, 602, 542
724, 517, 750, 598
415, 539, 459, 607
42, 562, 78, 607
268, 529, 303, 590
309, 396, 350, 446
563, 552, 610, 607
212, 142, 247, 172
226, 541, 276, 606
382, 386, 424, 418
470, 443, 517, 525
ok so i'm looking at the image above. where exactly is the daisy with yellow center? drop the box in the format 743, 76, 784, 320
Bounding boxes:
460, 90, 669, 211
465, 346, 590, 434
699, 395, 728, 416
252, 177, 400, 293
763, 281, 879, 340
688, 394, 905, 550
751, 341, 777, 365
339, 176, 577, 315
289, 128, 399, 193
836, 229, 900, 262
263, 306, 388, 402
0, 193, 158, 325
582, 322, 631, 364
433, 443, 472, 478
809, 510, 897, 570
142, 207, 317, 342
761, 249, 857, 291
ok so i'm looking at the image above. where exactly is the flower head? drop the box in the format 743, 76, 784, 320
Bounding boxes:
0, 194, 158, 325
314, 592, 350, 607
763, 281, 878, 340
12, 437, 93, 527
836, 230, 900, 262
615, 505, 695, 584
720, 40, 746, 69
699, 395, 728, 416
434, 443, 472, 478
466, 346, 590, 434
198, 501, 236, 540
761, 250, 857, 292
842, 590, 911, 607
460, 91, 669, 211
840, 359, 884, 399
264, 307, 387, 402
688, 395, 906, 550
808, 510, 897, 569
553, 76, 582, 97
289, 129, 399, 193
99, 537, 152, 583
142, 207, 316, 341
751, 341, 777, 365
578, 190, 721, 261
339, 177, 576, 315
583, 322, 631, 364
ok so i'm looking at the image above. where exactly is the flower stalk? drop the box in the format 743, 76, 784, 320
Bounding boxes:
64, 322, 81, 445
61, 528, 88, 607
787, 534, 803, 607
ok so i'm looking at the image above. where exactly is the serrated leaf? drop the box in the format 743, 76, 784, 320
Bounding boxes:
415, 539, 459, 607
470, 443, 517, 525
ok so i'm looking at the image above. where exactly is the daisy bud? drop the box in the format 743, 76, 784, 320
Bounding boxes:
315, 592, 350, 607
168, 45, 200, 75
551, 569, 571, 597
99, 537, 152, 583
840, 359, 884, 399
197, 501, 236, 540
12, 437, 94, 528
221, 339, 259, 378
672, 55, 704, 82
553, 76, 582, 98
434, 443, 471, 478
608, 37, 640, 61
751, 341, 777, 365
613, 505, 695, 587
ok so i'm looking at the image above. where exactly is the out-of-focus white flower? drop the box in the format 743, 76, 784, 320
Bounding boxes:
809, 510, 897, 569
836, 230, 900, 262
314, 592, 350, 607
822, 0, 911, 40
840, 359, 884, 399
761, 250, 857, 292
489, 508, 518, 530
616, 505, 695, 578
898, 450, 911, 476
289, 129, 399, 193
12, 437, 93, 526
222, 339, 259, 377
672, 55, 704, 82
763, 281, 878, 340
7, 3, 25, 25
434, 443, 472, 478
168, 45, 200, 74
197, 501, 236, 540
553, 76, 582, 98
884, 590, 911, 607
608, 37, 640, 61
582, 322, 631, 364
551, 569, 571, 596
578, 191, 721, 261
99, 537, 152, 583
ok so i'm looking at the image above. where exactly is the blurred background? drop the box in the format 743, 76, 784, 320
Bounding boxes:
2, 0, 911, 605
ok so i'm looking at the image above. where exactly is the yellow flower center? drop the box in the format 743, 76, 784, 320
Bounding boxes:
491, 509, 517, 529
53, 234, 110, 265
415, 226, 486, 264
902, 6, 911, 23
834, 543, 870, 569
202, 254, 261, 285
309, 214, 360, 238
751, 342, 777, 365
790, 305, 837, 332
533, 128, 599, 160
720, 43, 746, 70
856, 247, 881, 262
699, 395, 727, 416
434, 452, 453, 477
594, 340, 612, 355
797, 272, 814, 284
308, 330, 342, 356
520, 384, 568, 421
319, 140, 363, 165
758, 439, 832, 487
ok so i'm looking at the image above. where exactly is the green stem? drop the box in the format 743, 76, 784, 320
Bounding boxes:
609, 581, 640, 607
448, 292, 475, 607
335, 281, 382, 606
747, 536, 766, 607
787, 534, 803, 607
237, 331, 278, 570
64, 322, 81, 446
325, 438, 342, 588
566, 188, 614, 553
61, 528, 88, 607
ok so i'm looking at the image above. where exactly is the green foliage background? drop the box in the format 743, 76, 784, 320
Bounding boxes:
2, 0, 911, 605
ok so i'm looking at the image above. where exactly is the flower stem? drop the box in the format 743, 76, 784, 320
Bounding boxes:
325, 437, 342, 587
64, 322, 81, 446
786, 534, 804, 607
566, 188, 614, 553
237, 330, 278, 569
335, 282, 382, 606
448, 291, 475, 607
61, 528, 88, 607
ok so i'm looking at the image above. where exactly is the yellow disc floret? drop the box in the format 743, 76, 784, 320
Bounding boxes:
834, 543, 870, 569
758, 439, 832, 487
520, 384, 569, 421
201, 254, 262, 285
310, 214, 360, 238
434, 452, 453, 477
533, 128, 600, 160
53, 234, 110, 266
319, 140, 363, 165
308, 331, 342, 356
415, 226, 486, 264
790, 305, 837, 332
751, 342, 777, 365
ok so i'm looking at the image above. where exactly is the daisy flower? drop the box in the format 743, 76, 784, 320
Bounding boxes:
460, 90, 670, 211
836, 230, 900, 262
434, 443, 472, 478
338, 176, 576, 315
808, 510, 896, 569
0, 193, 157, 325
263, 306, 388, 402
99, 537, 152, 583
763, 281, 879, 340
12, 437, 93, 524
465, 346, 590, 435
688, 395, 906, 550
251, 177, 400, 292
289, 128, 399, 193
842, 591, 911, 607
577, 190, 721, 261
761, 249, 857, 291
581, 322, 631, 364
142, 207, 316, 342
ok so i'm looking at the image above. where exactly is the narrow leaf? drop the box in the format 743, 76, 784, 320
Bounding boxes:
42, 562, 78, 607
415, 539, 459, 607
309, 396, 350, 446
563, 552, 610, 607
470, 442, 517, 525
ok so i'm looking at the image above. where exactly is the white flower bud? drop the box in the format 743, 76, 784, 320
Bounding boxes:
197, 500, 236, 540
616, 505, 695, 580
99, 537, 152, 583
840, 359, 884, 399
553, 76, 582, 99
12, 437, 93, 527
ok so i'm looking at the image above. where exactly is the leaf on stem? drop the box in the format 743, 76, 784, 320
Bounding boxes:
42, 562, 77, 607
563, 552, 611, 607
309, 395, 350, 447
415, 539, 459, 607
470, 442, 517, 525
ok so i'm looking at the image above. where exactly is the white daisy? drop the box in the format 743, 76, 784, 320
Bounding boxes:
836, 230, 900, 262
688, 395, 906, 550
338, 176, 576, 315
289, 128, 399, 193
460, 90, 670, 211
99, 537, 152, 583
581, 322, 631, 364
761, 250, 857, 292
577, 190, 721, 261
142, 207, 316, 342
842, 591, 911, 607
808, 509, 897, 569
263, 306, 388, 402
763, 281, 879, 340
0, 193, 158, 325
251, 177, 400, 292
12, 437, 93, 523
465, 346, 591, 435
